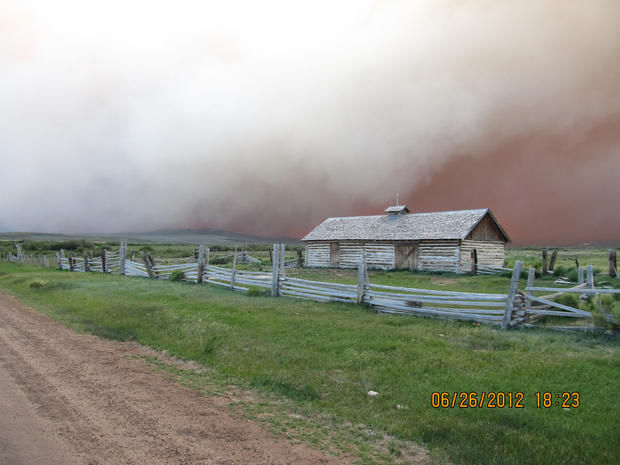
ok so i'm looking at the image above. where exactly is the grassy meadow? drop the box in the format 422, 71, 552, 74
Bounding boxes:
0, 247, 619, 465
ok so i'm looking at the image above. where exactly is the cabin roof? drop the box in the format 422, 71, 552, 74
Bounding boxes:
301, 208, 510, 242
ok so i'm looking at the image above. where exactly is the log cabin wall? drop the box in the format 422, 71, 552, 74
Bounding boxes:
305, 241, 396, 269
416, 240, 460, 272
305, 242, 331, 267
307, 239, 504, 273
459, 240, 505, 272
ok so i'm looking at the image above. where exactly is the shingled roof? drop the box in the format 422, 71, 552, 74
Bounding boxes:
302, 208, 509, 242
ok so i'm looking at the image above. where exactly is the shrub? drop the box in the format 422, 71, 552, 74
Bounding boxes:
592, 295, 620, 330
169, 270, 185, 282
555, 293, 580, 308
567, 269, 580, 283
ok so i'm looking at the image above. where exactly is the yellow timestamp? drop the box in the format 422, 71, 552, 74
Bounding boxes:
535, 392, 580, 408
430, 392, 581, 409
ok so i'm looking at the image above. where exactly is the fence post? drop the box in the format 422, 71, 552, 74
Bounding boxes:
502, 260, 522, 330
230, 246, 238, 289
586, 265, 594, 290
297, 248, 303, 268
197, 245, 205, 284
471, 249, 478, 274
279, 243, 286, 277
541, 249, 548, 275
549, 250, 558, 272
277, 244, 285, 295
43, 255, 49, 268
578, 267, 584, 284
102, 249, 108, 273
525, 267, 535, 318
204, 247, 210, 282
119, 239, 126, 275
84, 254, 90, 272
56, 251, 61, 269
69, 255, 75, 272
271, 244, 280, 297
142, 252, 155, 279
357, 258, 368, 304
609, 249, 617, 278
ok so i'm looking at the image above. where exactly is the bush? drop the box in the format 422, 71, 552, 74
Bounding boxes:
555, 293, 580, 308
567, 269, 580, 283
169, 270, 185, 282
592, 295, 620, 330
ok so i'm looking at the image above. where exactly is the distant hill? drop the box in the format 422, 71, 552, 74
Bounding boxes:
0, 229, 301, 246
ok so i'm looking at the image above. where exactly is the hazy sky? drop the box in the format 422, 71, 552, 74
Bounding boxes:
1, 0, 619, 244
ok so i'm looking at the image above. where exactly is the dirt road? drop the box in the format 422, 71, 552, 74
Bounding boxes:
0, 292, 344, 465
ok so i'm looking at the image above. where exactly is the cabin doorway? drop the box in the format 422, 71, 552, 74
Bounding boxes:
330, 243, 340, 266
395, 244, 417, 270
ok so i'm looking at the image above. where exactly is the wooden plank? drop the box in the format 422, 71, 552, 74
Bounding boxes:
525, 294, 592, 317
471, 248, 478, 274
230, 246, 238, 289
282, 282, 356, 298
271, 244, 279, 296
525, 267, 535, 317
118, 240, 123, 275
370, 283, 506, 299
367, 298, 504, 314
586, 265, 594, 290
284, 277, 357, 290
578, 267, 584, 284
524, 286, 620, 294
549, 250, 558, 272
357, 259, 366, 304
280, 288, 354, 303
542, 249, 548, 275
365, 292, 506, 307
502, 261, 522, 329
197, 245, 205, 284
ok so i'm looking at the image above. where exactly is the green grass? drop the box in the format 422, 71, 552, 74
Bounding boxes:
0, 262, 618, 464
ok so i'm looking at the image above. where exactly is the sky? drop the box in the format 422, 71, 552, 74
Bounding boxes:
1, 0, 619, 244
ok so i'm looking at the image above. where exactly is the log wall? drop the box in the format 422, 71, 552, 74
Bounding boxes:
460, 240, 505, 272
305, 242, 395, 269
305, 242, 331, 267
416, 240, 460, 272
306, 239, 505, 273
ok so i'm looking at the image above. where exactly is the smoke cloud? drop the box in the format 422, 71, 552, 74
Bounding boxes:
1, 0, 619, 244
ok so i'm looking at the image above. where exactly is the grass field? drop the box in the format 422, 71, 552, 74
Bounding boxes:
0, 260, 618, 465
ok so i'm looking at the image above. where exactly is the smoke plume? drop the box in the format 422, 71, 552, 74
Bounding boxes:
1, 0, 619, 244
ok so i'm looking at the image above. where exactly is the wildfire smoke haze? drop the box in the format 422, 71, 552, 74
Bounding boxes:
1, 0, 619, 244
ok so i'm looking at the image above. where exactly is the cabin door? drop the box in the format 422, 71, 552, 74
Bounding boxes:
330, 243, 340, 266
395, 244, 416, 270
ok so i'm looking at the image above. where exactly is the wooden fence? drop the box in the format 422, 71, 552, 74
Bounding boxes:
5, 242, 619, 331
7, 244, 52, 267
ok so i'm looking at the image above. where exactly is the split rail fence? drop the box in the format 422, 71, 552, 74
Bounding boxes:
5, 241, 619, 331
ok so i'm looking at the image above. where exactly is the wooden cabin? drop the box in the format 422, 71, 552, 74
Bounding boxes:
301, 205, 510, 272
